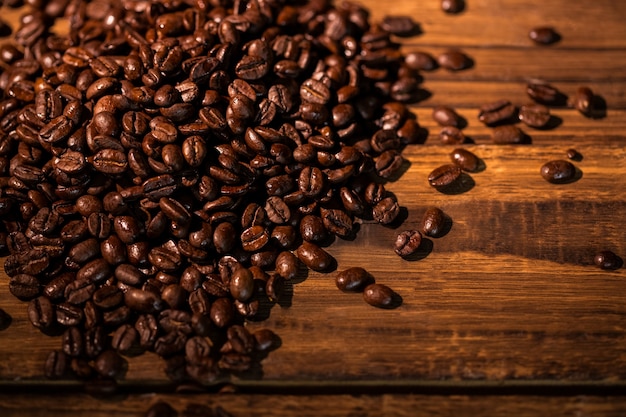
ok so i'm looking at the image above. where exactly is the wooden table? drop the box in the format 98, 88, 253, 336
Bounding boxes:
1, 0, 626, 415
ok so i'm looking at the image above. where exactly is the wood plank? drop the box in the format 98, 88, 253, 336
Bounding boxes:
1, 393, 626, 417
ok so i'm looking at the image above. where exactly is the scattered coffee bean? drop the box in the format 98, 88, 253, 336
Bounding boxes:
593, 251, 623, 270
394, 230, 422, 257
437, 49, 472, 71
381, 15, 419, 37
335, 267, 373, 292
478, 100, 517, 126
492, 125, 527, 144
566, 148, 582, 161
432, 106, 463, 127
527, 81, 564, 105
449, 148, 479, 172
405, 52, 438, 71
441, 0, 465, 13
145, 402, 178, 417
568, 86, 595, 116
421, 207, 448, 238
540, 160, 577, 184
519, 104, 551, 128
428, 164, 462, 188
363, 284, 399, 309
529, 27, 560, 45
440, 126, 466, 145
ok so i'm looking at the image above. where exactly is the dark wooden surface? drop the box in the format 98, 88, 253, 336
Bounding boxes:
1, 0, 626, 414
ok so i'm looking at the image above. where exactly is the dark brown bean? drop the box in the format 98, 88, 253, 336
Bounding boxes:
335, 267, 373, 292
540, 160, 577, 184
449, 148, 479, 172
428, 164, 462, 187
394, 230, 422, 257
529, 27, 560, 45
519, 104, 551, 128
363, 283, 399, 309
594, 251, 623, 270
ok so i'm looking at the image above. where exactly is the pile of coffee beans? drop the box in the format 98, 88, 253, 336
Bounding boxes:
0, 0, 429, 385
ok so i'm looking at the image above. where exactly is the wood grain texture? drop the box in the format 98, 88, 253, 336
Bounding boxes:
0, 0, 625, 406
1, 393, 626, 417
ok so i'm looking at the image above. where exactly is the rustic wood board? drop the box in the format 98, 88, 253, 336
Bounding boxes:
1, 0, 626, 413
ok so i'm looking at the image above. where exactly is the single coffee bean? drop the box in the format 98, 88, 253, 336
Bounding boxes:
404, 51, 437, 71
394, 230, 422, 257
335, 267, 373, 292
44, 350, 69, 379
229, 267, 255, 302
593, 251, 622, 270
421, 207, 448, 237
62, 326, 84, 357
568, 86, 594, 116
566, 148, 582, 161
449, 148, 479, 172
432, 105, 462, 127
295, 241, 334, 272
94, 350, 126, 379
428, 164, 462, 187
540, 160, 577, 184
441, 0, 464, 13
9, 273, 40, 300
478, 100, 517, 126
527, 81, 564, 105
145, 402, 177, 417
363, 283, 399, 309
381, 15, 419, 36
28, 296, 56, 331
372, 196, 400, 225
492, 125, 526, 144
437, 49, 472, 71
529, 27, 560, 45
440, 126, 465, 145
519, 103, 551, 128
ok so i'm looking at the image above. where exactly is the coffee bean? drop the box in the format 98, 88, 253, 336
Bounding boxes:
9, 273, 40, 300
381, 15, 419, 36
372, 196, 400, 225
363, 283, 399, 309
432, 105, 462, 127
44, 350, 69, 379
593, 251, 623, 270
566, 148, 582, 161
449, 148, 479, 172
28, 296, 56, 331
441, 0, 465, 13
405, 51, 437, 71
295, 241, 334, 272
492, 125, 526, 144
527, 81, 564, 105
440, 126, 465, 145
519, 104, 551, 128
529, 27, 560, 45
146, 402, 178, 417
229, 267, 255, 302
394, 230, 422, 257
420, 207, 448, 238
428, 164, 462, 188
568, 86, 594, 116
94, 350, 126, 379
540, 160, 577, 184
437, 49, 472, 71
335, 267, 373, 292
478, 100, 517, 126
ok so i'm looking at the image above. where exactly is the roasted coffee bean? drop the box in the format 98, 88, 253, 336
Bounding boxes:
381, 15, 418, 36
437, 49, 472, 71
594, 250, 622, 270
335, 267, 373, 292
566, 148, 582, 161
62, 327, 84, 357
428, 164, 462, 188
275, 251, 299, 280
540, 160, 576, 184
478, 100, 516, 126
146, 402, 178, 417
394, 230, 422, 257
55, 302, 84, 327
492, 125, 526, 144
44, 350, 69, 379
28, 296, 56, 331
372, 196, 400, 225
265, 273, 285, 303
9, 273, 40, 300
94, 350, 126, 379
405, 51, 437, 71
449, 148, 479, 172
210, 297, 234, 328
295, 241, 333, 272
569, 86, 594, 116
229, 267, 255, 302
112, 324, 138, 354
363, 283, 399, 309
432, 106, 462, 127
527, 81, 563, 105
440, 126, 465, 145
529, 27, 560, 45
421, 207, 448, 238
441, 0, 464, 13
519, 104, 551, 128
